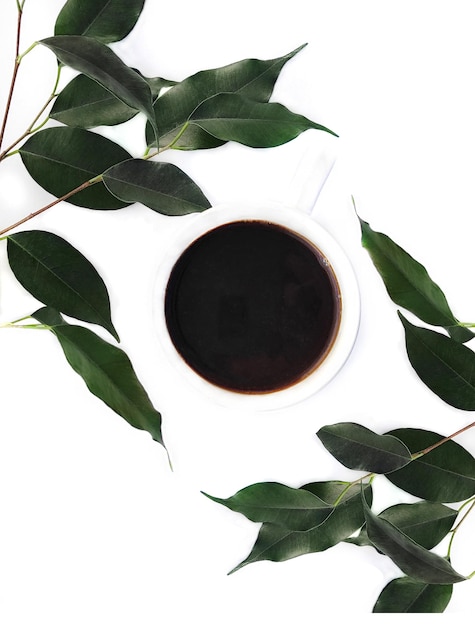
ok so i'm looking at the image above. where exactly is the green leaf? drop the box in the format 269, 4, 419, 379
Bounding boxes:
348, 501, 457, 550
399, 312, 475, 410
147, 45, 308, 149
188, 93, 336, 148
55, 0, 146, 44
40, 36, 159, 143
19, 127, 131, 209
385, 428, 475, 502
377, 502, 457, 549
229, 482, 372, 573
362, 492, 465, 584
50, 73, 176, 128
202, 482, 334, 531
360, 218, 473, 342
317, 422, 412, 473
373, 577, 453, 613
102, 160, 211, 215
51, 74, 137, 127
7, 230, 118, 341
33, 307, 164, 447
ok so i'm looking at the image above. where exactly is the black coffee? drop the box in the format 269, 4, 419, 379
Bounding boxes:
164, 220, 341, 393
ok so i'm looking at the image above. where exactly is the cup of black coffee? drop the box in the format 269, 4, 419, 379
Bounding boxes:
154, 203, 359, 409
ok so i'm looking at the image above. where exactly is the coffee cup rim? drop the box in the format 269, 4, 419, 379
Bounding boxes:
153, 201, 360, 410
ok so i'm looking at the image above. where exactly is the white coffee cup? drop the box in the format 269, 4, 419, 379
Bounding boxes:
153, 195, 360, 410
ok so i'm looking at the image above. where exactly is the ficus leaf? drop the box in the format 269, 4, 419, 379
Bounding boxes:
40, 36, 159, 143
146, 44, 309, 149
187, 93, 336, 148
55, 0, 146, 44
50, 73, 176, 129
348, 501, 457, 550
362, 492, 465, 584
375, 502, 457, 549
373, 577, 453, 613
317, 422, 412, 473
202, 482, 334, 531
385, 428, 475, 502
399, 312, 475, 410
19, 127, 131, 209
229, 482, 372, 574
102, 160, 211, 215
33, 307, 164, 447
7, 230, 118, 341
359, 218, 473, 343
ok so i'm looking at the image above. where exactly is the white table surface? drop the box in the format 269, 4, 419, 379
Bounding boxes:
1, 1, 474, 622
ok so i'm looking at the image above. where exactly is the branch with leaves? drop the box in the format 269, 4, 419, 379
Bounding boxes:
205, 216, 475, 613
0, 0, 335, 455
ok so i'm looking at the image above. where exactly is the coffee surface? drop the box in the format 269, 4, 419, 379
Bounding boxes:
164, 220, 341, 393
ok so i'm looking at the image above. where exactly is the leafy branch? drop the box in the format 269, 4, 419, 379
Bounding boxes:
205, 215, 475, 613
0, 2, 335, 464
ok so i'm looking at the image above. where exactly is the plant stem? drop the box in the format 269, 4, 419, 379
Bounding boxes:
411, 420, 475, 459
142, 121, 189, 159
332, 473, 374, 506
447, 496, 475, 558
0, 178, 99, 237
1, 322, 48, 330
0, 2, 25, 152
0, 62, 62, 162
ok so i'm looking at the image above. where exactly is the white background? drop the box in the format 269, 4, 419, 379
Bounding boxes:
1, 0, 475, 622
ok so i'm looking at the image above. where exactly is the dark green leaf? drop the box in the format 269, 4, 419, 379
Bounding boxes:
376, 502, 457, 549
19, 127, 131, 209
102, 160, 211, 215
399, 312, 475, 410
188, 93, 336, 148
50, 73, 176, 128
385, 428, 475, 502
317, 422, 412, 473
362, 493, 465, 584
373, 577, 453, 613
7, 230, 118, 341
33, 308, 164, 447
360, 218, 473, 342
55, 0, 146, 44
202, 482, 334, 531
41, 36, 158, 142
348, 501, 457, 550
147, 45, 308, 149
229, 482, 372, 573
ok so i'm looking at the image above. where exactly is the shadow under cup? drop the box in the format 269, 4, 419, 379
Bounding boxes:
155, 205, 360, 410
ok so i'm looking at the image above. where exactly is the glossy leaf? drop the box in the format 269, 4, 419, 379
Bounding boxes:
317, 422, 412, 473
55, 0, 146, 44
7, 230, 118, 341
40, 36, 158, 142
373, 577, 453, 613
50, 73, 176, 128
348, 501, 457, 550
377, 502, 457, 548
102, 160, 211, 215
202, 482, 334, 531
19, 127, 131, 209
229, 482, 372, 573
360, 219, 473, 342
33, 308, 164, 446
147, 45, 308, 149
362, 494, 465, 584
385, 428, 475, 502
399, 312, 475, 410
188, 93, 336, 148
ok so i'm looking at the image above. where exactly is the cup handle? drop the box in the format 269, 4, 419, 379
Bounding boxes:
281, 138, 337, 217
